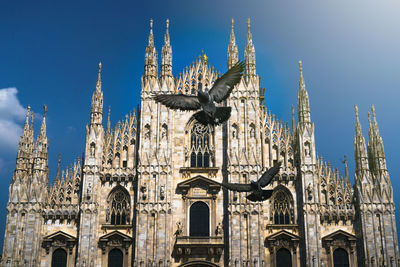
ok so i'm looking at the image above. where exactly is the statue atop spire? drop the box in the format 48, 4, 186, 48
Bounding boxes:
244, 18, 256, 82
144, 18, 158, 83
39, 104, 47, 137
297, 61, 311, 124
90, 63, 104, 125
148, 19, 154, 46
161, 19, 173, 84
299, 61, 306, 91
106, 106, 111, 136
227, 18, 238, 69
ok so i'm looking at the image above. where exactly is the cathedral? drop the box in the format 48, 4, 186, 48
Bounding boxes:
1, 18, 399, 267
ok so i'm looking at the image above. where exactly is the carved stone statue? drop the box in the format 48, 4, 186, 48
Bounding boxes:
215, 222, 223, 236
174, 221, 183, 236
307, 183, 313, 200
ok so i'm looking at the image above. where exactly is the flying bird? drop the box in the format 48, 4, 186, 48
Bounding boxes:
153, 61, 245, 125
221, 161, 282, 202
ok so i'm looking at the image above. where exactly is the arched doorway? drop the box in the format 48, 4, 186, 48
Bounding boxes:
333, 248, 349, 267
190, 201, 209, 236
179, 261, 219, 267
108, 248, 123, 267
51, 248, 67, 267
276, 248, 292, 267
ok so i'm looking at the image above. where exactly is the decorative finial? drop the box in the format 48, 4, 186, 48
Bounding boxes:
30, 111, 34, 128
25, 106, 31, 124
247, 18, 251, 30
299, 61, 303, 73
98, 62, 102, 75
371, 104, 376, 120
150, 19, 153, 31
368, 111, 371, 124
43, 104, 47, 118
231, 18, 234, 30
166, 19, 169, 30
56, 153, 61, 180
202, 51, 208, 64
354, 105, 359, 119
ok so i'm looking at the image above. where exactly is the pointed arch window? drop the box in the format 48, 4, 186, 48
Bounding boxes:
107, 186, 131, 225
189, 122, 212, 168
271, 188, 293, 225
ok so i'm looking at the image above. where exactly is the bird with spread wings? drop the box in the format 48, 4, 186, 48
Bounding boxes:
153, 61, 245, 125
221, 162, 282, 202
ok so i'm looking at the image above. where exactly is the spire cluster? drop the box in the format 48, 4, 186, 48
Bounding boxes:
10, 105, 49, 203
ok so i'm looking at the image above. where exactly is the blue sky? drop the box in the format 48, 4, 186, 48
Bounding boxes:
1, 0, 400, 252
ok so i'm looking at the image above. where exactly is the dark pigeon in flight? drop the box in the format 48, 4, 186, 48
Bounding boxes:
221, 162, 282, 202
153, 61, 245, 125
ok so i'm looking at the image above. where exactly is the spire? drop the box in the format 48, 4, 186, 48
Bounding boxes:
244, 18, 256, 82
55, 153, 61, 182
344, 154, 349, 180
23, 106, 30, 134
96, 62, 102, 92
161, 19, 173, 83
354, 105, 369, 175
16, 106, 34, 172
227, 18, 238, 69
367, 105, 387, 173
148, 18, 154, 46
39, 105, 47, 138
297, 61, 311, 124
291, 105, 295, 135
106, 106, 111, 135
90, 62, 104, 125
34, 104, 48, 168
144, 19, 158, 82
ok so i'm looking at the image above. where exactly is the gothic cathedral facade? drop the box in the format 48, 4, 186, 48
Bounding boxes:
1, 19, 399, 267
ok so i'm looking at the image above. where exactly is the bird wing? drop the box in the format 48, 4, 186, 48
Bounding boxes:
246, 190, 274, 202
258, 161, 282, 187
153, 94, 201, 111
209, 61, 245, 103
221, 182, 252, 192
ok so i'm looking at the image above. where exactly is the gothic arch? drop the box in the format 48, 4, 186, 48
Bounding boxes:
185, 119, 214, 168
270, 185, 294, 225
178, 261, 219, 267
107, 186, 131, 225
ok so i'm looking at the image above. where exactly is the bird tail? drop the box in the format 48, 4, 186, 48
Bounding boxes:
193, 107, 231, 126
193, 111, 213, 125
214, 107, 231, 125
